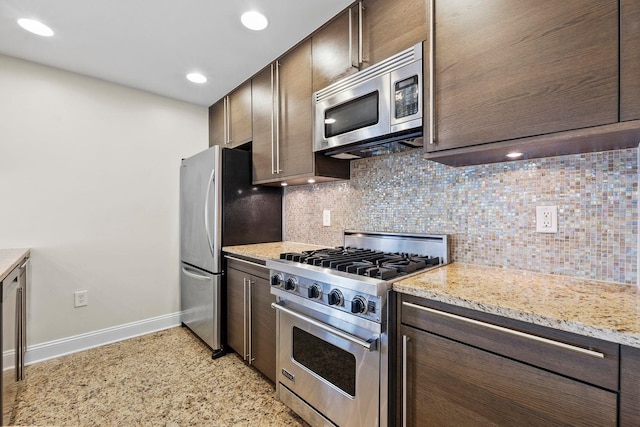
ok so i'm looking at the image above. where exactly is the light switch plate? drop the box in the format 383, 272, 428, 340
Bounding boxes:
322, 209, 331, 227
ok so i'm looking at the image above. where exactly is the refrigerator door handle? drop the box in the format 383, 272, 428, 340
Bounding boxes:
203, 168, 216, 259
181, 266, 212, 281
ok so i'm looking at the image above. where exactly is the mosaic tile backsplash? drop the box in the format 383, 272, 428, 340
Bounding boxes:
284, 148, 638, 284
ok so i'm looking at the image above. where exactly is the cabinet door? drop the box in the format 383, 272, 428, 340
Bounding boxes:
621, 346, 640, 426
225, 267, 246, 358
208, 100, 225, 147
621, 0, 640, 121
428, 0, 618, 152
277, 39, 314, 179
400, 325, 617, 426
251, 66, 276, 183
249, 276, 276, 383
312, 10, 356, 93
361, 0, 428, 67
228, 81, 252, 148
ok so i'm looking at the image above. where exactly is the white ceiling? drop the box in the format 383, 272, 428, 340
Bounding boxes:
0, 0, 353, 107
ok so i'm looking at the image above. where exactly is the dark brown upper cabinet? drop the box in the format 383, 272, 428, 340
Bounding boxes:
425, 0, 619, 159
208, 80, 252, 148
312, 0, 428, 93
621, 0, 640, 122
252, 39, 350, 186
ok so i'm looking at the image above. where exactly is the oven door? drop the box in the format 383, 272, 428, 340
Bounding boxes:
273, 301, 381, 427
314, 73, 391, 153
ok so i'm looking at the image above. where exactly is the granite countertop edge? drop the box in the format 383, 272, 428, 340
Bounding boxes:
0, 248, 31, 282
222, 241, 329, 262
393, 263, 640, 349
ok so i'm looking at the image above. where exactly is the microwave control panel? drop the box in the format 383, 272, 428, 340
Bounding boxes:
394, 75, 419, 118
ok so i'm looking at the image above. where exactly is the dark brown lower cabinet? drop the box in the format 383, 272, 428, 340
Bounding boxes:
397, 295, 620, 426
225, 257, 276, 383
621, 345, 640, 426
400, 326, 616, 426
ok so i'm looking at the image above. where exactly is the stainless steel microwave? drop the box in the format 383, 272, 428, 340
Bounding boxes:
313, 42, 423, 159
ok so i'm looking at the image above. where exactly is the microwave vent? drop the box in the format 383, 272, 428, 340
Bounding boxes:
315, 43, 422, 103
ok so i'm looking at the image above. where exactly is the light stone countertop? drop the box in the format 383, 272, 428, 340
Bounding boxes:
394, 262, 640, 349
223, 241, 328, 262
0, 248, 30, 282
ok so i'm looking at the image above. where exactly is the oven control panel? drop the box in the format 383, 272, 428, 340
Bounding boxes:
270, 272, 382, 322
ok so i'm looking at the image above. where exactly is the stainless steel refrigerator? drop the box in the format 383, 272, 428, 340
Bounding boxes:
180, 145, 282, 358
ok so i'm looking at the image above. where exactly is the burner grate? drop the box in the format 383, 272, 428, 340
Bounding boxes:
279, 247, 442, 280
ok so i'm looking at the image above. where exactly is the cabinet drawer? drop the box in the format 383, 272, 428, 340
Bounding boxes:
400, 295, 619, 390
401, 325, 617, 426
225, 256, 269, 280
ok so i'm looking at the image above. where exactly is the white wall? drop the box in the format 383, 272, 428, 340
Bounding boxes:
0, 55, 208, 351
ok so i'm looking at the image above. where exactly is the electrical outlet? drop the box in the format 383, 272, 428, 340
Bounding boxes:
536, 206, 558, 233
323, 209, 331, 227
74, 290, 88, 307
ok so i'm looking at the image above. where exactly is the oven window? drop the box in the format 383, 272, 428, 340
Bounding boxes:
324, 92, 379, 138
292, 327, 356, 397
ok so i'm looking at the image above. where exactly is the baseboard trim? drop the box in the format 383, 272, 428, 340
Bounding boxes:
24, 311, 182, 366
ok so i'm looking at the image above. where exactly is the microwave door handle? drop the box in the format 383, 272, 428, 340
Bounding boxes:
271, 302, 378, 351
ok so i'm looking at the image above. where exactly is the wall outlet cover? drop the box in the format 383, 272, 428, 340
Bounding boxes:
74, 290, 88, 307
536, 206, 558, 233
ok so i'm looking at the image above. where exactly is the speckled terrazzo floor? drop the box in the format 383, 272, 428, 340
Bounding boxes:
11, 327, 308, 426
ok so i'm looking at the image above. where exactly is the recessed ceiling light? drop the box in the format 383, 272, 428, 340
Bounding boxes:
17, 18, 54, 37
307, 179, 316, 184
186, 72, 207, 84
281, 182, 288, 187
506, 152, 523, 159
241, 11, 268, 31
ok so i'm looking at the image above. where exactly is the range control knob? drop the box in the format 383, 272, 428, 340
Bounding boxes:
285, 278, 298, 291
327, 289, 344, 306
270, 274, 284, 287
351, 296, 368, 314
308, 284, 322, 299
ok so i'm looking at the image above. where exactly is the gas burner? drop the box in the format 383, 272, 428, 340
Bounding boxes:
279, 248, 442, 280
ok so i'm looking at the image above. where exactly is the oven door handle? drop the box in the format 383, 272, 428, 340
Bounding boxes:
272, 302, 378, 352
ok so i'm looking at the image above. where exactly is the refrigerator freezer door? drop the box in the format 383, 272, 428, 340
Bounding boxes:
180, 263, 221, 351
180, 147, 222, 274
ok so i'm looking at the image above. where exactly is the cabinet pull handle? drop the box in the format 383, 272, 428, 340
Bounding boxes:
428, 0, 435, 145
224, 255, 265, 269
402, 334, 410, 427
402, 302, 605, 359
358, 1, 364, 67
248, 280, 254, 363
228, 96, 231, 144
270, 63, 276, 174
243, 278, 249, 360
223, 96, 228, 144
348, 6, 354, 68
275, 60, 282, 174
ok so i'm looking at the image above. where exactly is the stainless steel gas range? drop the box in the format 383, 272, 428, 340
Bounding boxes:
267, 231, 450, 427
